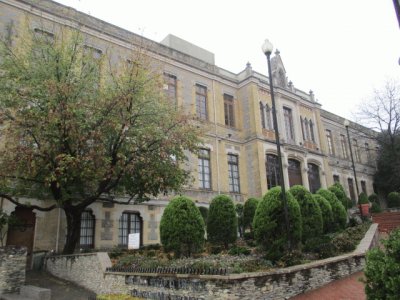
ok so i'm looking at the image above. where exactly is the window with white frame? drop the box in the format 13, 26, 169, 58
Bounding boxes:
228, 154, 240, 193
198, 149, 211, 189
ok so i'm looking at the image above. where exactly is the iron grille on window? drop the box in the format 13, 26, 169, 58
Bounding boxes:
228, 154, 240, 193
79, 210, 95, 249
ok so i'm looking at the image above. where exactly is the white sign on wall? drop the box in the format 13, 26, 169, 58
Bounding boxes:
128, 233, 140, 250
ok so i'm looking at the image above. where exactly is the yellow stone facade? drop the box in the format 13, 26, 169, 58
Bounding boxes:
0, 0, 377, 253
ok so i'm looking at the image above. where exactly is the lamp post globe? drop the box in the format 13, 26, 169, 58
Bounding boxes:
262, 39, 274, 55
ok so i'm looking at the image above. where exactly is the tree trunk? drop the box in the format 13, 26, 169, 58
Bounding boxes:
62, 206, 83, 254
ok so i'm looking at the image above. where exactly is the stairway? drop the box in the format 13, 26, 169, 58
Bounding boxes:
372, 211, 400, 233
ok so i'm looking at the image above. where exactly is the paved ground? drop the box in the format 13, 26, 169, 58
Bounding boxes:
25, 270, 96, 300
291, 271, 366, 300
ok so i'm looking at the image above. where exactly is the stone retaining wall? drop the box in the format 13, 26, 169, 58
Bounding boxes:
0, 246, 27, 294
45, 224, 379, 299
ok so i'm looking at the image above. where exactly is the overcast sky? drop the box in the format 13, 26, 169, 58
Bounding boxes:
55, 0, 399, 121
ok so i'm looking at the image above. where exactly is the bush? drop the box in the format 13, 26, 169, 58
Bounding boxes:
253, 186, 302, 261
160, 196, 205, 257
317, 189, 347, 232
358, 192, 369, 204
387, 191, 400, 208
228, 246, 251, 256
368, 193, 379, 203
289, 185, 323, 243
207, 195, 238, 249
370, 202, 382, 213
243, 198, 259, 232
364, 228, 400, 298
312, 194, 334, 233
329, 183, 351, 209
304, 235, 335, 258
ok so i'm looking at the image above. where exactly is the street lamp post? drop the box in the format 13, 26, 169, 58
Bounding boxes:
344, 119, 360, 204
262, 39, 291, 250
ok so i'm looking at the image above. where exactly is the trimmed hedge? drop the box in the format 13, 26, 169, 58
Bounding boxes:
289, 185, 323, 242
329, 183, 352, 209
207, 195, 238, 249
387, 192, 400, 208
243, 197, 259, 232
160, 196, 205, 257
312, 194, 334, 233
253, 186, 302, 261
317, 189, 347, 231
198, 206, 209, 224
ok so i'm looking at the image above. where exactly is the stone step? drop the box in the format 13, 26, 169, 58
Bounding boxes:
0, 285, 51, 300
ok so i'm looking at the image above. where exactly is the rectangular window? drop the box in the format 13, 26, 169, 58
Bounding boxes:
228, 154, 240, 193
333, 175, 340, 183
198, 149, 211, 189
266, 154, 281, 189
163, 73, 177, 103
283, 107, 295, 142
340, 134, 348, 159
79, 211, 95, 249
348, 178, 356, 202
353, 139, 361, 163
224, 94, 235, 127
118, 212, 141, 246
196, 84, 208, 120
361, 180, 367, 195
326, 130, 334, 155
365, 143, 371, 163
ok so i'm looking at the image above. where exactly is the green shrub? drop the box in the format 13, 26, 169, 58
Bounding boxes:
304, 235, 335, 258
228, 245, 251, 256
387, 191, 400, 208
207, 195, 238, 249
329, 183, 351, 208
253, 186, 302, 261
312, 194, 334, 233
289, 185, 323, 243
160, 196, 205, 257
317, 189, 347, 232
332, 233, 356, 253
243, 198, 259, 232
368, 193, 379, 203
198, 206, 209, 224
364, 228, 400, 298
358, 192, 369, 204
370, 202, 382, 213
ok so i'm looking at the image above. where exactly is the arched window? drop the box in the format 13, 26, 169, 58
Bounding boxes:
300, 117, 305, 140
304, 119, 310, 141
80, 210, 95, 249
288, 159, 302, 187
307, 163, 321, 193
260, 102, 266, 129
266, 154, 281, 189
118, 212, 142, 247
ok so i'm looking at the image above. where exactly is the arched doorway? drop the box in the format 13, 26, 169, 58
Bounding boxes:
6, 207, 36, 268
308, 163, 321, 193
288, 159, 302, 187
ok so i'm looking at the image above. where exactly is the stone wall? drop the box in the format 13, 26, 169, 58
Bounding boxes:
45, 224, 379, 299
0, 246, 27, 294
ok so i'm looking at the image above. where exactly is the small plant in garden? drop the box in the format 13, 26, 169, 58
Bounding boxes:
253, 186, 302, 262
228, 245, 251, 256
243, 198, 259, 233
312, 194, 334, 233
364, 227, 400, 298
207, 195, 238, 249
289, 185, 323, 243
317, 189, 347, 232
368, 193, 379, 203
358, 192, 369, 204
387, 191, 400, 208
160, 196, 205, 258
368, 193, 382, 213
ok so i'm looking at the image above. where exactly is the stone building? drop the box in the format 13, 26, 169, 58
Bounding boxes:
0, 0, 377, 257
